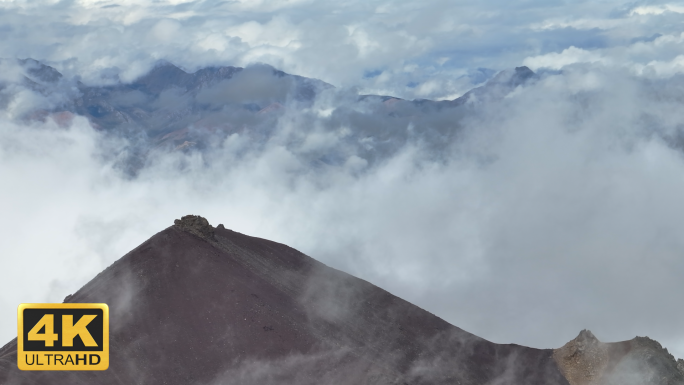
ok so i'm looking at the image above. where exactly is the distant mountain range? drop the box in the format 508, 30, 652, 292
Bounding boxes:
0, 215, 681, 384
1, 58, 538, 174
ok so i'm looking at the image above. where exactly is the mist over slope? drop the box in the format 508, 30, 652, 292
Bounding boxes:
1, 56, 684, 364
1, 216, 682, 385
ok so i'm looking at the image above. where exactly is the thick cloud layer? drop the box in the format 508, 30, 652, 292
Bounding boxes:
3, 0, 684, 99
1, 0, 684, 363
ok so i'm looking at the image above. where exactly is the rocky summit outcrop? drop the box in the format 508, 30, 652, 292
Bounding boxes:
553, 329, 684, 385
0, 215, 678, 385
174, 214, 216, 240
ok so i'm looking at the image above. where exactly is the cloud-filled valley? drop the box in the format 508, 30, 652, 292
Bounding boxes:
2, 0, 684, 367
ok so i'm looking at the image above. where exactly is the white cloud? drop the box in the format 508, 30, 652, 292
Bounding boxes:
522, 32, 684, 80
523, 46, 607, 70
149, 19, 182, 43
636, 54, 684, 77
3, 0, 684, 364
3, 63, 684, 361
226, 17, 301, 48
630, 4, 684, 16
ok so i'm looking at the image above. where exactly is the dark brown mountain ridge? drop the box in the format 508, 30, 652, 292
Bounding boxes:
0, 215, 681, 384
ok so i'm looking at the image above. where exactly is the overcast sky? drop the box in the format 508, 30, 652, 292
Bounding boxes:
2, 0, 684, 361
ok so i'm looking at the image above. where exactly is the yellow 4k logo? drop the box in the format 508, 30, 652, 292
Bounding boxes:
17, 303, 109, 371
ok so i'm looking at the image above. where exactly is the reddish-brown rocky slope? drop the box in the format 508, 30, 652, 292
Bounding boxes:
0, 215, 571, 384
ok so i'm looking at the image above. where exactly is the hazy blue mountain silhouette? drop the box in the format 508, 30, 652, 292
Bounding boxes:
3, 59, 537, 174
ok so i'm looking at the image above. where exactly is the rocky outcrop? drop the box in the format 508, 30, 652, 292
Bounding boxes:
554, 330, 684, 385
173, 214, 215, 240
554, 330, 609, 385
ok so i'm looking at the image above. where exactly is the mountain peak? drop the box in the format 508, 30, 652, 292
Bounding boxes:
515, 65, 534, 76
18, 58, 63, 83
576, 329, 599, 345
488, 65, 537, 87
554, 331, 684, 385
0, 215, 569, 385
1, 215, 681, 384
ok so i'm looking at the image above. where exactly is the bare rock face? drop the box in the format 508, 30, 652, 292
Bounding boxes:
173, 214, 215, 240
553, 331, 684, 385
554, 329, 609, 385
